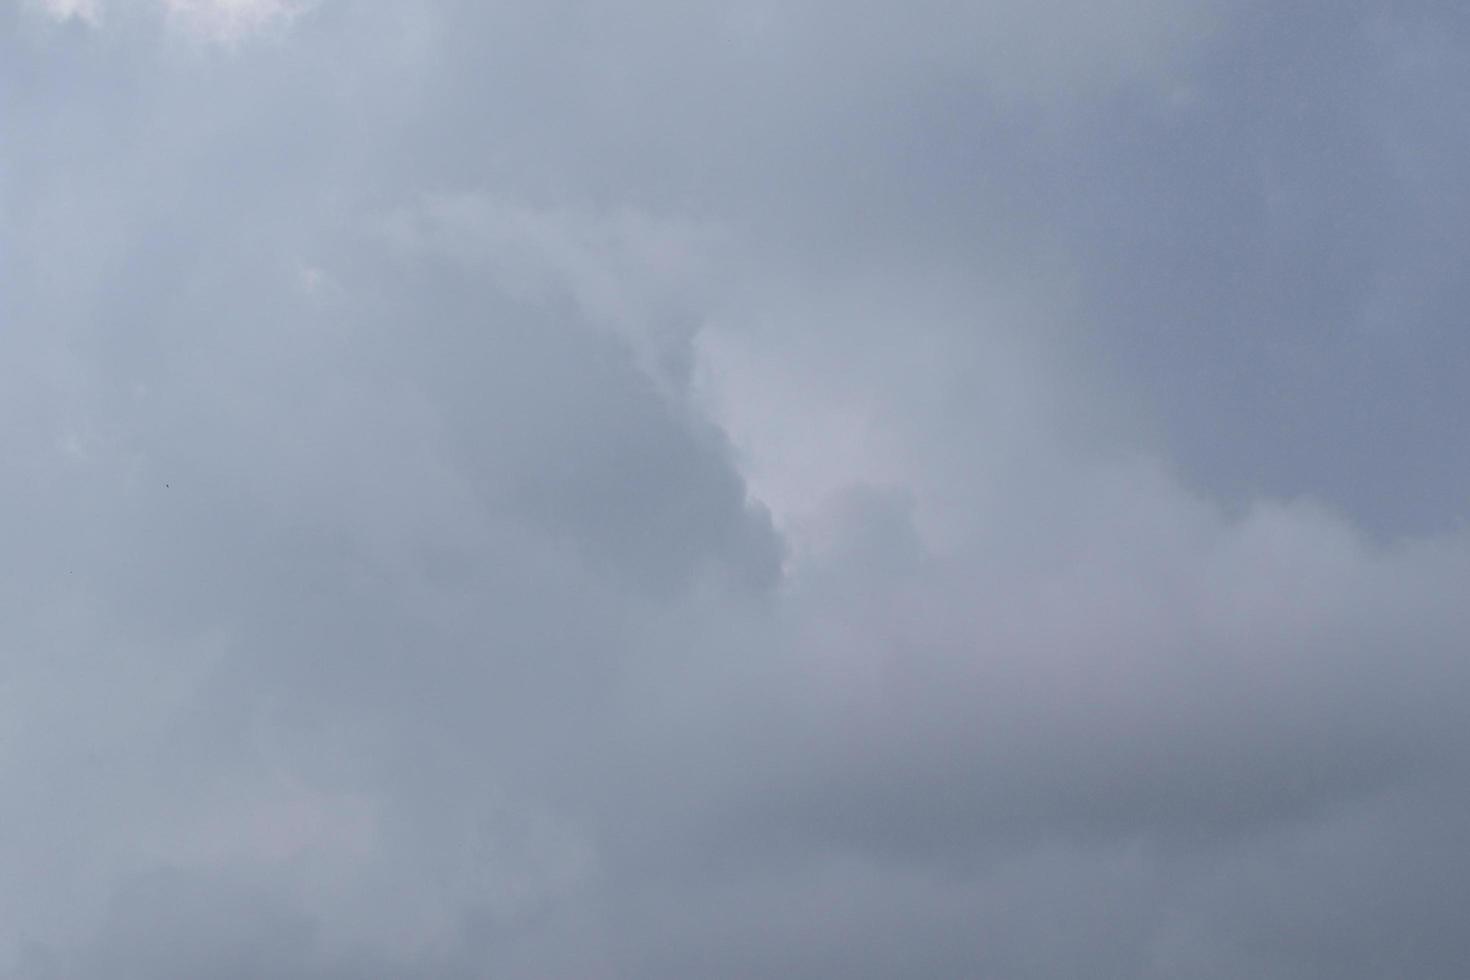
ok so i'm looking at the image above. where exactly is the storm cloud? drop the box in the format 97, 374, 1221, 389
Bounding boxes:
4, 1, 1470, 977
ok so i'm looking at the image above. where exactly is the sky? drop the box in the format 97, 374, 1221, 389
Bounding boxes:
3, 1, 1470, 976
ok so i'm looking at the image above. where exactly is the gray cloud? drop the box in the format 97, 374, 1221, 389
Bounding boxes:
4, 1, 1470, 977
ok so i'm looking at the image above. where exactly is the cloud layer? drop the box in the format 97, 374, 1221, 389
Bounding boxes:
5, 1, 1470, 977
29, 0, 310, 39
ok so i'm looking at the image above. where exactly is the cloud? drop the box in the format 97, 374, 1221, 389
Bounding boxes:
160, 0, 312, 43
23, 0, 312, 41
29, 0, 102, 26
4, 1, 1470, 977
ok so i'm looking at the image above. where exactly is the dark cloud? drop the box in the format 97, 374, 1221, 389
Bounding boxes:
4, 1, 1470, 977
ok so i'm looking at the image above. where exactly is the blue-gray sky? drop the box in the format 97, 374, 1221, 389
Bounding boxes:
4, 1, 1470, 977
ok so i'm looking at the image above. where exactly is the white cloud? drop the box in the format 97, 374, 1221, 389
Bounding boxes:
26, 0, 314, 41
29, 0, 103, 26
161, 0, 313, 43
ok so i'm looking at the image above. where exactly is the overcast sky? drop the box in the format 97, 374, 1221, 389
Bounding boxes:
4, 1, 1470, 977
